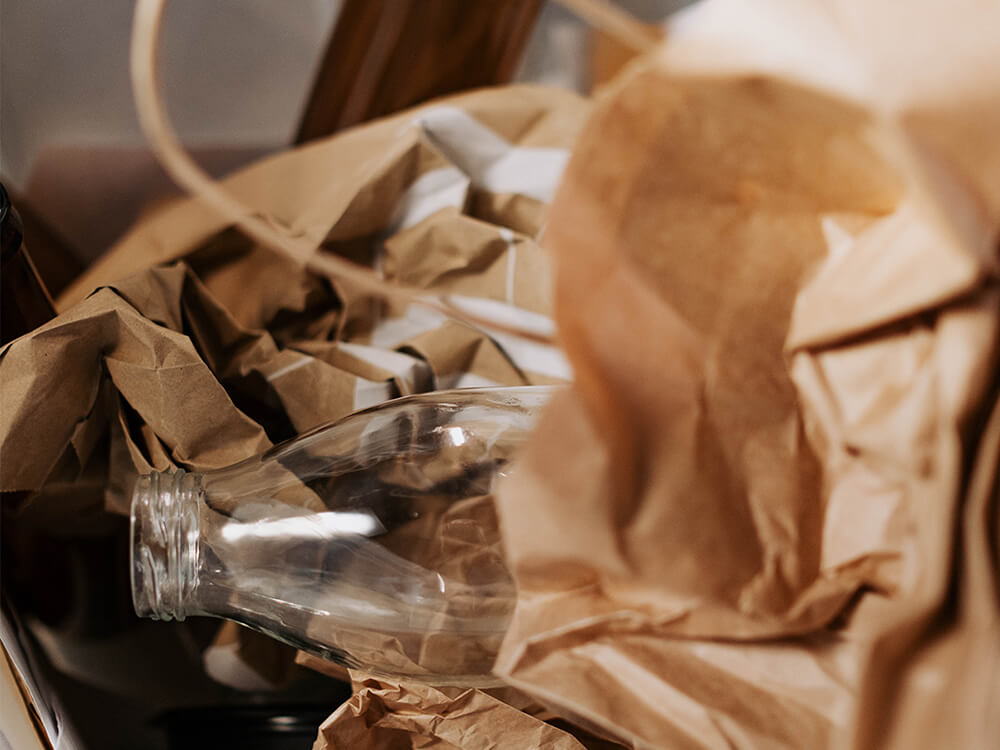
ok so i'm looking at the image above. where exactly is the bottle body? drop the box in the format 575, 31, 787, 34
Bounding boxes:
131, 386, 552, 685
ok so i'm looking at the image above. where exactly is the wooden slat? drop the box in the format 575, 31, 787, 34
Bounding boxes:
295, 0, 544, 143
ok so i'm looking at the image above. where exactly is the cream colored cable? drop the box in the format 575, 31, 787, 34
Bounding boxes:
130, 0, 655, 344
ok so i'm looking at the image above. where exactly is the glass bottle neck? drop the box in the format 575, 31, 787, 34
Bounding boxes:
130, 470, 203, 621
124, 387, 547, 685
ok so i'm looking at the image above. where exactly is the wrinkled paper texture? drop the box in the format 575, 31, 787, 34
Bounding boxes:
311, 673, 627, 750
0, 85, 587, 745
493, 2, 1000, 749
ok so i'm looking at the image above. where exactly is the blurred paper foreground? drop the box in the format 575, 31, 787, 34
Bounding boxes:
493, 1, 1000, 749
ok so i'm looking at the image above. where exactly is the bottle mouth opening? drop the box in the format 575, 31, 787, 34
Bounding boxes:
130, 469, 202, 622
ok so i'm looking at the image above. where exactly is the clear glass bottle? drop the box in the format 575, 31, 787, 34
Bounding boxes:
130, 386, 553, 686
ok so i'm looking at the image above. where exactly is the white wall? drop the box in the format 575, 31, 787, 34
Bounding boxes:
1, 0, 341, 187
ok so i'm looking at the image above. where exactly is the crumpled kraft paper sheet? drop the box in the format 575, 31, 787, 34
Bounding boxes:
0, 85, 588, 745
2, 84, 585, 507
3, 2, 999, 746
309, 671, 627, 750
493, 1, 1000, 749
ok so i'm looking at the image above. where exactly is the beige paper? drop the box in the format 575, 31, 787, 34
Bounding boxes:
2, 83, 584, 505
493, 2, 1000, 748
852, 381, 1000, 750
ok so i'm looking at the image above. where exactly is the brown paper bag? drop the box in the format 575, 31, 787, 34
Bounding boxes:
493, 2, 1000, 748
3, 83, 585, 505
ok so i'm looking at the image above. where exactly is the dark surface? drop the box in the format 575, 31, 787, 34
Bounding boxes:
0, 181, 58, 345
35, 629, 354, 750
158, 705, 343, 750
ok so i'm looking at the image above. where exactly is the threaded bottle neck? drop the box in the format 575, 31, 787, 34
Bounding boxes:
130, 470, 202, 621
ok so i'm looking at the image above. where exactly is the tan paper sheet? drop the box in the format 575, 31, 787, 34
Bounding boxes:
492, 2, 1000, 749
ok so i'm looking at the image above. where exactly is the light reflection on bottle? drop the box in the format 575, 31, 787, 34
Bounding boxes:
131, 386, 555, 685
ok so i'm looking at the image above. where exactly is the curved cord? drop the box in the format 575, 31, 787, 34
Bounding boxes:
129, 0, 559, 343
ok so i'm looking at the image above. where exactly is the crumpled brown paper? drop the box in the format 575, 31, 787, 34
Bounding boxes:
310, 672, 627, 750
3, 83, 585, 505
492, 2, 1000, 749
1, 84, 585, 742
